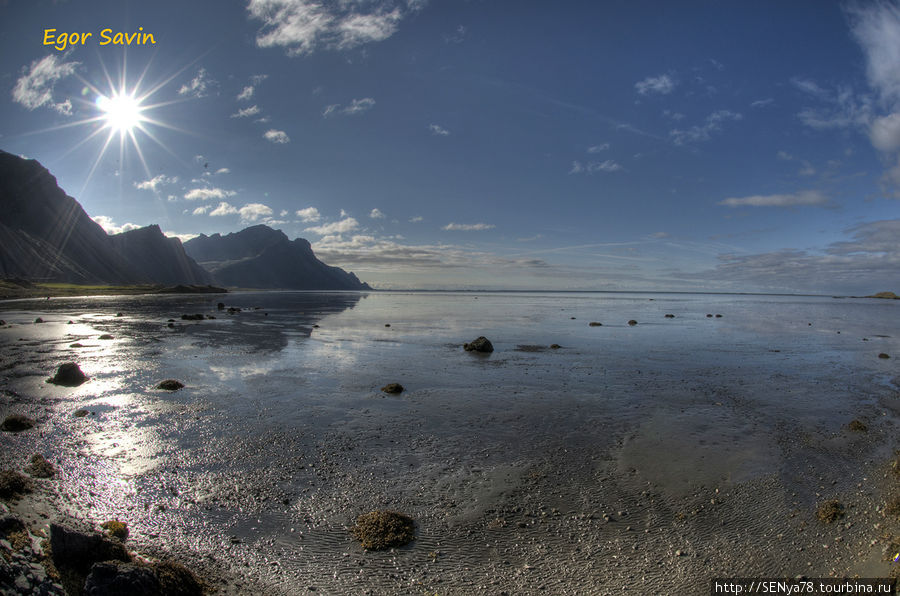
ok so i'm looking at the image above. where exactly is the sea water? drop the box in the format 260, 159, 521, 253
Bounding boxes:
1, 291, 898, 593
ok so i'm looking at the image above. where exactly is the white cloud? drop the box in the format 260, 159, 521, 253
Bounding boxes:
12, 55, 79, 114
305, 217, 359, 235
210, 202, 239, 216
296, 207, 321, 222
215, 168, 230, 175
569, 161, 584, 174
635, 74, 675, 96
179, 68, 215, 98
247, 0, 414, 56
370, 208, 385, 219
570, 159, 622, 174
231, 105, 261, 118
192, 205, 211, 215
777, 150, 793, 161
429, 123, 450, 136
869, 112, 900, 151
442, 222, 495, 231
409, 216, 423, 222
239, 202, 273, 222
717, 190, 828, 208
237, 86, 255, 101
751, 98, 774, 108
848, 2, 900, 106
252, 74, 269, 85
184, 187, 237, 201
264, 129, 290, 143
670, 110, 742, 145
165, 231, 199, 243
91, 215, 142, 235
587, 144, 609, 153
134, 174, 178, 191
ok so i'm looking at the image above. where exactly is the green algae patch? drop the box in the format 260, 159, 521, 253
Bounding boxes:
351, 510, 415, 550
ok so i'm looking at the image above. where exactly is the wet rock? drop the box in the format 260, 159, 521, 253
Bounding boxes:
848, 419, 868, 433
156, 379, 184, 391
50, 523, 130, 578
464, 336, 494, 353
381, 383, 404, 394
154, 559, 204, 596
351, 510, 415, 550
0, 514, 26, 536
74, 409, 89, 418
69, 343, 84, 348
101, 520, 128, 541
181, 313, 204, 321
550, 344, 561, 349
878, 353, 890, 359
48, 362, 88, 386
385, 323, 391, 327
815, 500, 844, 523
227, 307, 241, 314
115, 313, 123, 317
0, 470, 32, 499
26, 454, 55, 478
588, 322, 602, 327
885, 497, 900, 517
715, 314, 723, 318
217, 302, 225, 310
34, 317, 44, 324
84, 561, 159, 596
98, 334, 114, 340
627, 320, 638, 326
1, 414, 34, 432
167, 323, 175, 328
707, 314, 713, 318
0, 320, 5, 326
664, 314, 675, 318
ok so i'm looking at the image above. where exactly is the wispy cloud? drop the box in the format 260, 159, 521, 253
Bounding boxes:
264, 129, 290, 143
184, 187, 236, 201
231, 105, 261, 118
751, 98, 774, 108
237, 86, 255, 101
238, 203, 273, 222
296, 207, 321, 222
569, 159, 623, 174
409, 215, 423, 223
305, 217, 360, 235
247, 0, 420, 56
369, 208, 385, 219
442, 222, 495, 231
209, 202, 238, 216
134, 174, 178, 192
587, 144, 609, 153
635, 73, 676, 96
717, 190, 828, 208
179, 68, 215, 98
324, 97, 375, 117
12, 55, 79, 114
429, 123, 450, 136
670, 110, 742, 145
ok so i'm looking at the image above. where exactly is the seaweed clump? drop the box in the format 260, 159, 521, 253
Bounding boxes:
815, 500, 844, 523
26, 454, 56, 478
848, 419, 868, 432
0, 469, 33, 499
101, 520, 129, 541
156, 379, 184, 391
885, 496, 900, 518
381, 383, 404, 394
351, 510, 415, 550
1, 414, 35, 432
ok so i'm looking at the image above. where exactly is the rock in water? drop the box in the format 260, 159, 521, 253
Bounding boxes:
381, 383, 404, 394
48, 362, 88, 386
464, 336, 494, 352
628, 320, 638, 326
156, 379, 184, 391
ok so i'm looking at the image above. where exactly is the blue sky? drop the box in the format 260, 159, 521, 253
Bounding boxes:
2, 0, 899, 292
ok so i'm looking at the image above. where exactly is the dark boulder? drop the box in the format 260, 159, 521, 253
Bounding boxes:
588, 322, 602, 327
50, 523, 130, 578
627, 320, 638, 326
84, 561, 159, 596
26, 454, 55, 478
381, 383, 404, 394
1, 414, 34, 432
664, 314, 675, 318
48, 362, 88, 386
0, 470, 32, 499
879, 353, 890, 359
180, 313, 204, 321
464, 336, 494, 352
156, 380, 184, 391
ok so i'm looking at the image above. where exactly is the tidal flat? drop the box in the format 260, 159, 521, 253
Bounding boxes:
1, 291, 899, 594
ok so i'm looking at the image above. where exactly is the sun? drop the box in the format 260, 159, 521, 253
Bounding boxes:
96, 92, 145, 134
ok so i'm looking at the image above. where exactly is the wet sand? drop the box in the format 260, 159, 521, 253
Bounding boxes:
1, 291, 898, 594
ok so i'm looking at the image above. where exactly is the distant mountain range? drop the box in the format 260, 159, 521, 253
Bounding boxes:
0, 150, 370, 291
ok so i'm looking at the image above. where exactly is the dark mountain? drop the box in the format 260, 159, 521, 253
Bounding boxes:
0, 150, 212, 285
183, 225, 371, 290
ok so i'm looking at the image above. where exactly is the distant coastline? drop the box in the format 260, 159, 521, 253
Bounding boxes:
0, 280, 226, 300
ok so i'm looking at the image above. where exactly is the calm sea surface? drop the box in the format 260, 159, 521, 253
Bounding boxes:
1, 291, 898, 593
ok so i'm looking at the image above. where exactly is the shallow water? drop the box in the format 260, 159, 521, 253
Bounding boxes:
1, 291, 899, 594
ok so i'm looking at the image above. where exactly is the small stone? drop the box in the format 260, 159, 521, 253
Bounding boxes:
98, 334, 114, 340
588, 322, 602, 327
464, 336, 494, 353
847, 419, 867, 432
664, 314, 675, 318
878, 353, 890, 359
675, 549, 683, 556
549, 344, 561, 349
74, 409, 89, 418
380, 383, 404, 394
627, 320, 638, 326
34, 318, 43, 324
156, 380, 184, 391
